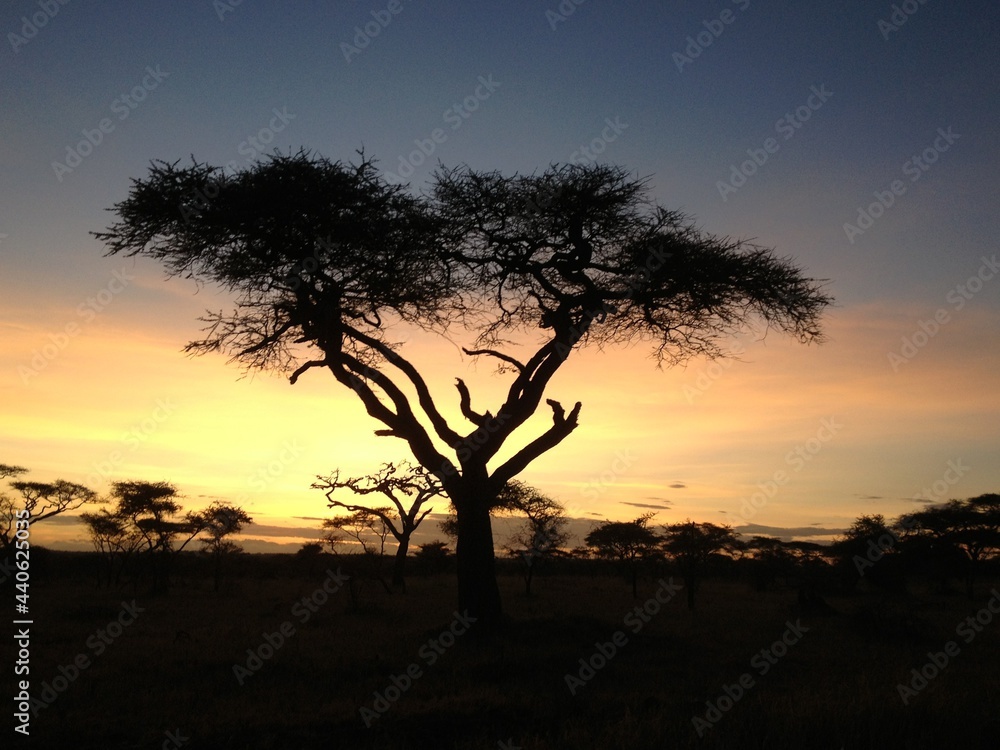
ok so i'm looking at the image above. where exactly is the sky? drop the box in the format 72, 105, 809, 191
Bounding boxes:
1, 0, 998, 553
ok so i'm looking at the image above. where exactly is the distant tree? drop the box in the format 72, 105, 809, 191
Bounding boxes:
1, 467, 99, 558
743, 536, 796, 591
661, 520, 740, 609
438, 514, 459, 544
99, 481, 204, 593
0, 465, 26, 479
413, 541, 452, 574
97, 153, 831, 625
313, 461, 444, 592
585, 513, 662, 597
831, 514, 907, 592
195, 501, 253, 591
80, 509, 142, 588
294, 541, 327, 577
322, 510, 393, 606
900, 494, 1000, 598
498, 481, 570, 595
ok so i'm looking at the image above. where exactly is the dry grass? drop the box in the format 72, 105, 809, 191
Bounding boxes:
6, 560, 1000, 749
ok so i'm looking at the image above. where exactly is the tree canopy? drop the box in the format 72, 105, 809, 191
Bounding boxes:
96, 151, 832, 624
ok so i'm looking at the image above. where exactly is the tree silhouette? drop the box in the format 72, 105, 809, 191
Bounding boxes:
95, 152, 831, 625
312, 461, 444, 592
498, 481, 570, 596
585, 513, 662, 597
900, 495, 1000, 599
1, 466, 99, 560
413, 540, 452, 574
831, 513, 907, 592
79, 508, 142, 588
101, 481, 203, 593
661, 520, 740, 609
321, 510, 393, 607
196, 501, 253, 592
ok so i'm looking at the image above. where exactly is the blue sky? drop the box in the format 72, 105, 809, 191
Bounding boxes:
2, 0, 998, 551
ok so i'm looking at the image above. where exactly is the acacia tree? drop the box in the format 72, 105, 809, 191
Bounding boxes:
661, 520, 740, 609
498, 481, 570, 595
104, 481, 204, 593
1, 466, 100, 558
95, 152, 831, 625
585, 513, 662, 597
831, 513, 908, 591
80, 509, 142, 588
900, 495, 1000, 598
197, 501, 253, 592
321, 510, 393, 606
312, 461, 444, 592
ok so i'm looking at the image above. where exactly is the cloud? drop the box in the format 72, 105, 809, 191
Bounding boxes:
244, 523, 323, 539
733, 523, 845, 542
621, 501, 671, 510
668, 483, 686, 489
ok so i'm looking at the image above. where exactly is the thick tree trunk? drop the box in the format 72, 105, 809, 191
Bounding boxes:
455, 496, 502, 628
392, 538, 409, 593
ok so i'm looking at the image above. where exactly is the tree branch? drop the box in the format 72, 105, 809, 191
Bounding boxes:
462, 347, 525, 373
455, 378, 489, 427
491, 399, 582, 488
343, 323, 462, 446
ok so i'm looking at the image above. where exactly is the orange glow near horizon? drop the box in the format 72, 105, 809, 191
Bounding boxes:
3, 276, 1000, 553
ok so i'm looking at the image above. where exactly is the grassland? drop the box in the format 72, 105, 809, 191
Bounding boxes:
5, 554, 1000, 749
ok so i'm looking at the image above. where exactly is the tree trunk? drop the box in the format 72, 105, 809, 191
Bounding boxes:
455, 495, 502, 629
392, 538, 409, 593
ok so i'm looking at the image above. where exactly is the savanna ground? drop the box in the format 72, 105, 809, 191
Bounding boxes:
5, 553, 1000, 750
